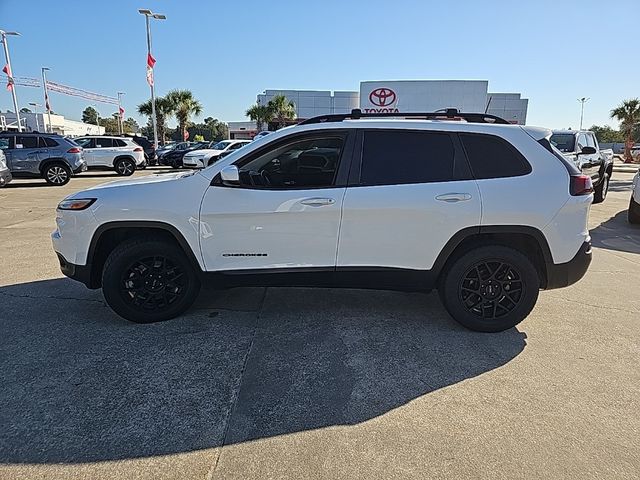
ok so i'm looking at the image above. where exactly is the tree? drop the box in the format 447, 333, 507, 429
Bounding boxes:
193, 134, 205, 142
245, 103, 273, 131
19, 107, 31, 114
98, 116, 119, 134
137, 96, 174, 144
267, 95, 296, 129
166, 89, 202, 142
589, 125, 624, 144
82, 106, 98, 125
186, 118, 228, 142
610, 99, 640, 163
123, 117, 139, 134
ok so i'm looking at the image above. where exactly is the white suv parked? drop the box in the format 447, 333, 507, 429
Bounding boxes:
52, 110, 593, 332
182, 140, 251, 168
75, 136, 145, 176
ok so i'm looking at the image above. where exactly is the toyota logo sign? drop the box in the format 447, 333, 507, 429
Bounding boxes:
369, 88, 397, 107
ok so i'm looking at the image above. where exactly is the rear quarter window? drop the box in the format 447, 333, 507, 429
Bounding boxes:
459, 133, 532, 180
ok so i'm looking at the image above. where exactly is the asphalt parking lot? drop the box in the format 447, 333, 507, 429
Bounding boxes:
1, 168, 639, 480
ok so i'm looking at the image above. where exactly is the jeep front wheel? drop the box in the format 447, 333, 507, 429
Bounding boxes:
439, 246, 539, 332
102, 238, 201, 323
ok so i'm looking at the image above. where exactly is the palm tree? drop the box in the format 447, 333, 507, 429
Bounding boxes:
610, 98, 640, 163
166, 89, 202, 141
267, 95, 296, 129
137, 96, 173, 144
246, 104, 273, 132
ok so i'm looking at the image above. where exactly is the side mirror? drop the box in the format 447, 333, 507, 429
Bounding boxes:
579, 146, 597, 155
220, 165, 240, 186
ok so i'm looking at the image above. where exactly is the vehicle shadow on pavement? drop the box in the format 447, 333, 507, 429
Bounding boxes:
0, 278, 526, 464
590, 210, 640, 254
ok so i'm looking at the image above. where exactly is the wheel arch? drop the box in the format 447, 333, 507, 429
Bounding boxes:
112, 155, 136, 167
86, 221, 203, 289
39, 157, 70, 174
433, 226, 553, 289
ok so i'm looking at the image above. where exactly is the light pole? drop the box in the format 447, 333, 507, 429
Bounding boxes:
117, 91, 125, 135
578, 97, 590, 130
1, 30, 22, 132
28, 102, 41, 131
41, 67, 52, 133
138, 9, 166, 151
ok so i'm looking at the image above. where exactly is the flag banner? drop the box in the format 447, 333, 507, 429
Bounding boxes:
146, 53, 156, 87
119, 106, 125, 118
44, 90, 50, 112
2, 64, 14, 91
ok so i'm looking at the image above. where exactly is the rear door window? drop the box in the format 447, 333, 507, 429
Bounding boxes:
95, 138, 114, 148
15, 136, 39, 149
459, 133, 531, 179
359, 130, 457, 185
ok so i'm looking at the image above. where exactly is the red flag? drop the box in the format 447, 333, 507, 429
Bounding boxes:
2, 64, 13, 91
146, 53, 156, 87
119, 106, 125, 118
44, 89, 51, 112
183, 130, 189, 141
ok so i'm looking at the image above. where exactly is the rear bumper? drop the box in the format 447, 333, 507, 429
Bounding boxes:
0, 168, 12, 186
56, 252, 94, 288
545, 240, 592, 289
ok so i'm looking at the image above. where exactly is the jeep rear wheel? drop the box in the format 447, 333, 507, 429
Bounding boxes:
115, 158, 136, 176
102, 238, 200, 323
629, 195, 640, 224
439, 246, 539, 332
43, 162, 71, 186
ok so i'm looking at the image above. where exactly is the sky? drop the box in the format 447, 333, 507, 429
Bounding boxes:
0, 0, 637, 130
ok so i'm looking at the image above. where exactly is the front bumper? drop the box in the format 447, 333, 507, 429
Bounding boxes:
545, 240, 592, 289
56, 252, 93, 288
0, 168, 12, 186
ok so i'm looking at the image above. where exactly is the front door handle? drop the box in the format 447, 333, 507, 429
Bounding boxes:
300, 197, 335, 207
435, 193, 472, 203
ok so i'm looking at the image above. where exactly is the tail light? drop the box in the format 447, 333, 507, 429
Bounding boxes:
570, 174, 593, 196
67, 147, 82, 154
133, 147, 143, 152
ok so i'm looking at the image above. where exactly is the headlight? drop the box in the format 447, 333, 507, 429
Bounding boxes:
57, 198, 96, 210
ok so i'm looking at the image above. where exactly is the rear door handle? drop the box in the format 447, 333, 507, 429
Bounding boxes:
435, 193, 472, 203
300, 197, 335, 206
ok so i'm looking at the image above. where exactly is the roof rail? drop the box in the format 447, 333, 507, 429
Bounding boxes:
298, 108, 510, 125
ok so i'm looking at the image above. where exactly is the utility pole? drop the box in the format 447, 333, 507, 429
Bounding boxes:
1, 30, 22, 131
578, 97, 590, 130
138, 9, 166, 151
41, 67, 52, 133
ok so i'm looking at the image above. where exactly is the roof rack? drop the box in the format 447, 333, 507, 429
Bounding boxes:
298, 108, 510, 125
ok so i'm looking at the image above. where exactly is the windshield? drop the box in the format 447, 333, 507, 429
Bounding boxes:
212, 141, 233, 150
550, 134, 576, 153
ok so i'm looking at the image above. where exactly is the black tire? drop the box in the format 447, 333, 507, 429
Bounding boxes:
43, 162, 71, 186
114, 158, 136, 176
102, 238, 201, 323
439, 246, 540, 332
593, 173, 609, 204
629, 195, 640, 224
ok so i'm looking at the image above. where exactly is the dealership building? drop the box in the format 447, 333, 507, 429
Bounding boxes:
230, 80, 529, 138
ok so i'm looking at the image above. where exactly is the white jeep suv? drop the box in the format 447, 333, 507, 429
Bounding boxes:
52, 110, 593, 332
75, 136, 145, 176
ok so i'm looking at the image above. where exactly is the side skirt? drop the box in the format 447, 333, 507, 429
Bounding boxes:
203, 267, 436, 292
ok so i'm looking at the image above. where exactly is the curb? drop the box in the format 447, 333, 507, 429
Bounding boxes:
613, 165, 639, 174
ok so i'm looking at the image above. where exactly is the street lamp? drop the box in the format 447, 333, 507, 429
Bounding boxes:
138, 9, 166, 151
41, 67, 52, 133
0, 30, 22, 132
578, 97, 590, 130
28, 102, 41, 131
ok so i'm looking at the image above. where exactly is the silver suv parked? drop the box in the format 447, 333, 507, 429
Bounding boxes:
0, 132, 87, 186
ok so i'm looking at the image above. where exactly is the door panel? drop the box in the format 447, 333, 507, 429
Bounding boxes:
199, 186, 345, 271
12, 136, 41, 173
337, 181, 481, 270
